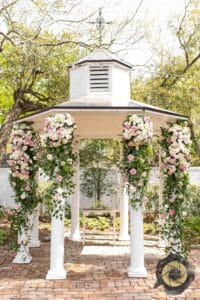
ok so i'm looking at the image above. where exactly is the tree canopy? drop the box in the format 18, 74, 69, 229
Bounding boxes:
131, 0, 200, 162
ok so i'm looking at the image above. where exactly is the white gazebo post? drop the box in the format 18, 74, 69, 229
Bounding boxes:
28, 171, 41, 248
13, 229, 32, 264
118, 143, 130, 241
128, 203, 147, 277
70, 139, 81, 241
29, 207, 41, 248
46, 199, 66, 279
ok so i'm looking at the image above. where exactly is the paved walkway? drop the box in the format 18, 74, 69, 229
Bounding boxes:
0, 233, 199, 300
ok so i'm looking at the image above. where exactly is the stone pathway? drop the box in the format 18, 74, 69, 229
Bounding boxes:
0, 233, 199, 300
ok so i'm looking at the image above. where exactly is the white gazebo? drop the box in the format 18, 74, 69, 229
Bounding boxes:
14, 48, 186, 279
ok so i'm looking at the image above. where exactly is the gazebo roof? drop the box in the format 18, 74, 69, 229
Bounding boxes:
16, 99, 186, 139
71, 48, 132, 69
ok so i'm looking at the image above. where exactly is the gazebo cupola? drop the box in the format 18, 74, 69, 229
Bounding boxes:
68, 48, 132, 106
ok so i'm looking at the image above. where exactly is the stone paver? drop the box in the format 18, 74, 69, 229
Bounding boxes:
0, 233, 199, 300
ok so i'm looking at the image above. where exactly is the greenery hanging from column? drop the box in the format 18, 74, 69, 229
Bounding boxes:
122, 115, 153, 208
160, 121, 192, 256
41, 113, 76, 219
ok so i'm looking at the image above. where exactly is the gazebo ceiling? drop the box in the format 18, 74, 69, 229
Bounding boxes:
16, 100, 187, 139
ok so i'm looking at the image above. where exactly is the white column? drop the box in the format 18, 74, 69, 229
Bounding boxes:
70, 139, 81, 241
118, 183, 130, 240
128, 205, 147, 277
29, 208, 41, 248
13, 230, 32, 264
118, 143, 129, 241
46, 207, 66, 279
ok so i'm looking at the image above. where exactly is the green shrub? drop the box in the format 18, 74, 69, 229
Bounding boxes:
144, 223, 159, 235
184, 216, 200, 238
0, 206, 18, 248
79, 216, 112, 231
181, 216, 200, 251
0, 229, 7, 245
144, 185, 159, 223
183, 184, 200, 217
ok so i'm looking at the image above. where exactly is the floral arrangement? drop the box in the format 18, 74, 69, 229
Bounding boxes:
8, 122, 40, 240
122, 115, 153, 208
8, 122, 40, 211
41, 113, 76, 219
160, 121, 192, 256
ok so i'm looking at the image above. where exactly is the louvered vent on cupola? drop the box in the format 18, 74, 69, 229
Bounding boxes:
89, 66, 109, 93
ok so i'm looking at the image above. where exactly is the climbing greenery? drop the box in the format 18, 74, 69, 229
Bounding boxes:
41, 113, 76, 219
160, 121, 192, 256
122, 115, 153, 208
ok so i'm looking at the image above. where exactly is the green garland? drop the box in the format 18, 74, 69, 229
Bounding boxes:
122, 115, 153, 208
160, 121, 191, 256
41, 113, 76, 219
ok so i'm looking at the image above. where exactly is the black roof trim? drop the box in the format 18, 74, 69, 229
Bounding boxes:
14, 105, 187, 122
69, 59, 132, 69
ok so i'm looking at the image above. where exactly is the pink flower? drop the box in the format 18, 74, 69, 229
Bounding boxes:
14, 171, 20, 177
22, 170, 29, 176
169, 209, 175, 216
127, 154, 134, 161
129, 168, 137, 175
128, 141, 134, 147
166, 138, 172, 144
168, 169, 174, 175
56, 175, 63, 182
143, 196, 149, 205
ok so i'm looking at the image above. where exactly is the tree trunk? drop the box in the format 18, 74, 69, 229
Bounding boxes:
0, 99, 22, 161
188, 118, 200, 156
96, 170, 101, 203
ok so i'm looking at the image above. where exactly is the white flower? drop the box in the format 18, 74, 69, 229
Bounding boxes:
20, 192, 26, 200
66, 118, 74, 126
47, 154, 53, 161
123, 129, 131, 140
130, 186, 136, 193
57, 187, 64, 194
129, 115, 139, 122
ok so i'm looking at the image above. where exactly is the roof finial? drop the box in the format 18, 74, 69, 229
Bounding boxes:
89, 7, 112, 47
